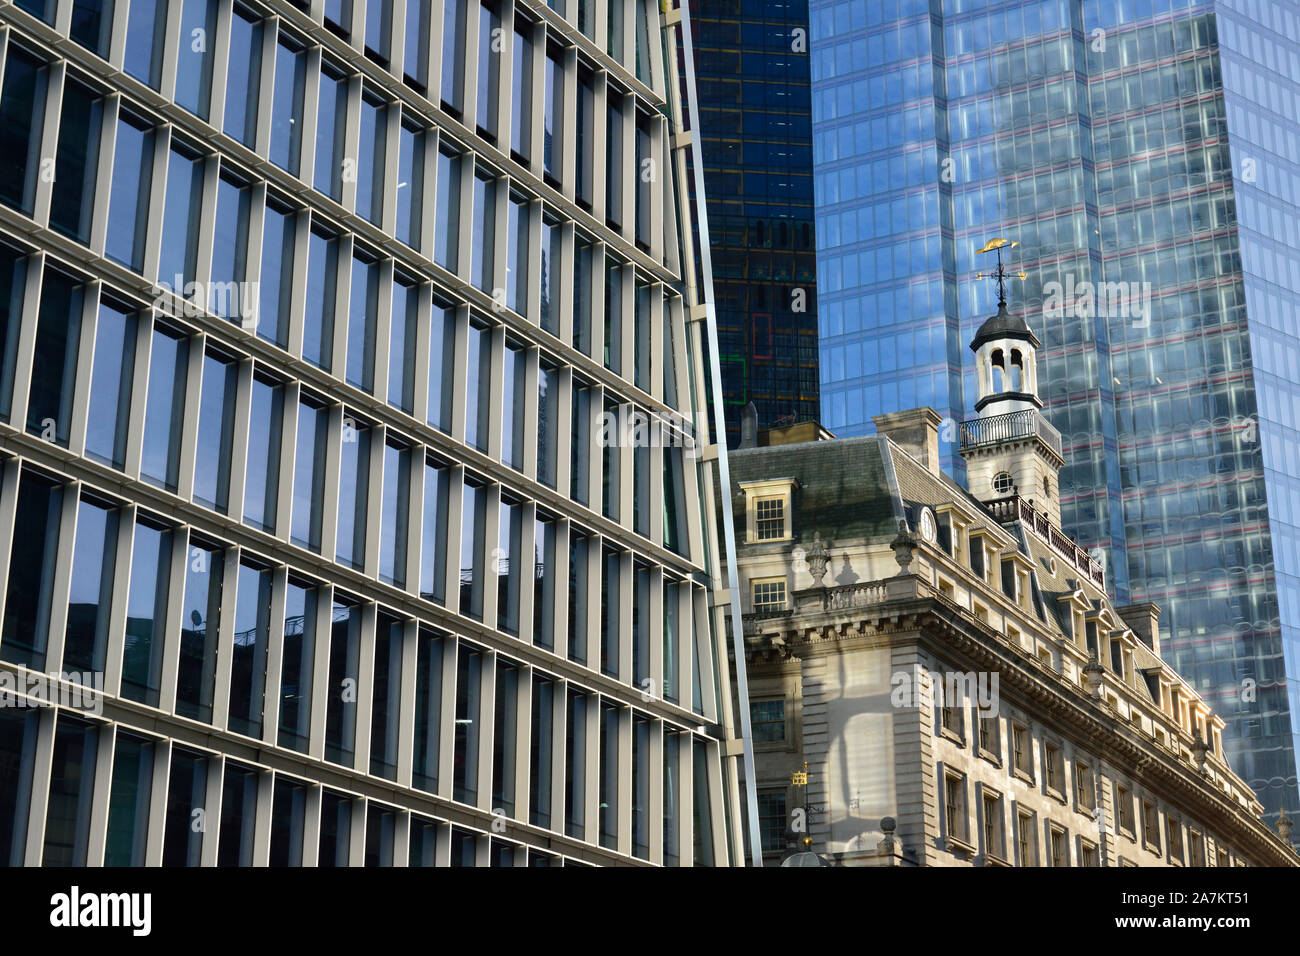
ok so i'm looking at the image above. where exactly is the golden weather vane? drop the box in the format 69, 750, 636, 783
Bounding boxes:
975, 237, 1028, 308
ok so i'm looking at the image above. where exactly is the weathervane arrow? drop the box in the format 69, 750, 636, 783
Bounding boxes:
975, 237, 1027, 308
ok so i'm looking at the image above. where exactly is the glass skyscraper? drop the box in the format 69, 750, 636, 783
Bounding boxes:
688, 0, 821, 444
810, 0, 1300, 823
0, 0, 750, 865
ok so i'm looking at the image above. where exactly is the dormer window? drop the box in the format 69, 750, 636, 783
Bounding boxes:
740, 478, 796, 544
937, 514, 953, 554
935, 505, 971, 564
755, 497, 785, 540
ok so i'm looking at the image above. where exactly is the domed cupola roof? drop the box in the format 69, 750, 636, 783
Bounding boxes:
970, 302, 1041, 352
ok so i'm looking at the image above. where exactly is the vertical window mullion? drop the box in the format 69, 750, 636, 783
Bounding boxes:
206, 0, 235, 134
21, 709, 59, 865
26, 60, 64, 230
96, 498, 135, 702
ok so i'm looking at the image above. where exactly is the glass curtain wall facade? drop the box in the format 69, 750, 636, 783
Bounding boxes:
688, 0, 821, 444
0, 0, 746, 866
809, 0, 1300, 822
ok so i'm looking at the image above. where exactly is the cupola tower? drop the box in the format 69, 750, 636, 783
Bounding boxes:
959, 239, 1065, 527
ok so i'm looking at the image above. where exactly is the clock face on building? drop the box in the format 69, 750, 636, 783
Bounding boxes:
919, 507, 937, 544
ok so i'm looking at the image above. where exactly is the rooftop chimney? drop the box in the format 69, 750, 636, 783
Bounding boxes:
1117, 602, 1161, 656
873, 407, 943, 476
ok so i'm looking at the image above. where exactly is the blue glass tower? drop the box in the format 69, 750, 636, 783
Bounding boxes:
689, 0, 821, 444
810, 0, 1300, 822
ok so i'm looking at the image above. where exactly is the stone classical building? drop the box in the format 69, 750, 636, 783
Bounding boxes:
729, 303, 1298, 867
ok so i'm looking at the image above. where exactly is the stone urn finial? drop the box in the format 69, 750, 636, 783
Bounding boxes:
806, 532, 828, 587
1082, 651, 1105, 698
1277, 806, 1294, 844
891, 520, 916, 575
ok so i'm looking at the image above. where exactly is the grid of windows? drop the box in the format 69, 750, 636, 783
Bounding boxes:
1167, 816, 1184, 863
754, 496, 786, 541
1043, 741, 1063, 794
940, 694, 963, 739
0, 0, 743, 866
750, 699, 786, 743
689, 0, 821, 444
982, 791, 1004, 860
1075, 761, 1096, 812
1048, 824, 1068, 867
1012, 723, 1032, 777
752, 579, 787, 613
1017, 809, 1036, 866
1117, 784, 1136, 835
756, 790, 787, 854
1143, 800, 1162, 852
978, 714, 999, 758
944, 772, 968, 845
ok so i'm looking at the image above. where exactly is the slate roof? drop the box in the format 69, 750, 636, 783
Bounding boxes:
727, 430, 1142, 660
727, 435, 898, 545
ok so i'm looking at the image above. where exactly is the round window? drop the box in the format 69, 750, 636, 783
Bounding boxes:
993, 472, 1014, 495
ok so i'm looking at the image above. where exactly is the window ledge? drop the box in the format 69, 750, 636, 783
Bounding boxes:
946, 834, 976, 856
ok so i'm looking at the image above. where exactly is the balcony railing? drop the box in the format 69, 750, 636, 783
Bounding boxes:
742, 579, 892, 633
985, 495, 1106, 588
958, 409, 1062, 458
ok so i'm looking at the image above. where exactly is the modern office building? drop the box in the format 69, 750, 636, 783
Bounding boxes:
687, 0, 820, 444
730, 314, 1297, 865
0, 0, 752, 866
808, 0, 1300, 823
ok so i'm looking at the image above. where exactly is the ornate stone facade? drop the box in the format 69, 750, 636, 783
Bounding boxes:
730, 421, 1297, 867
